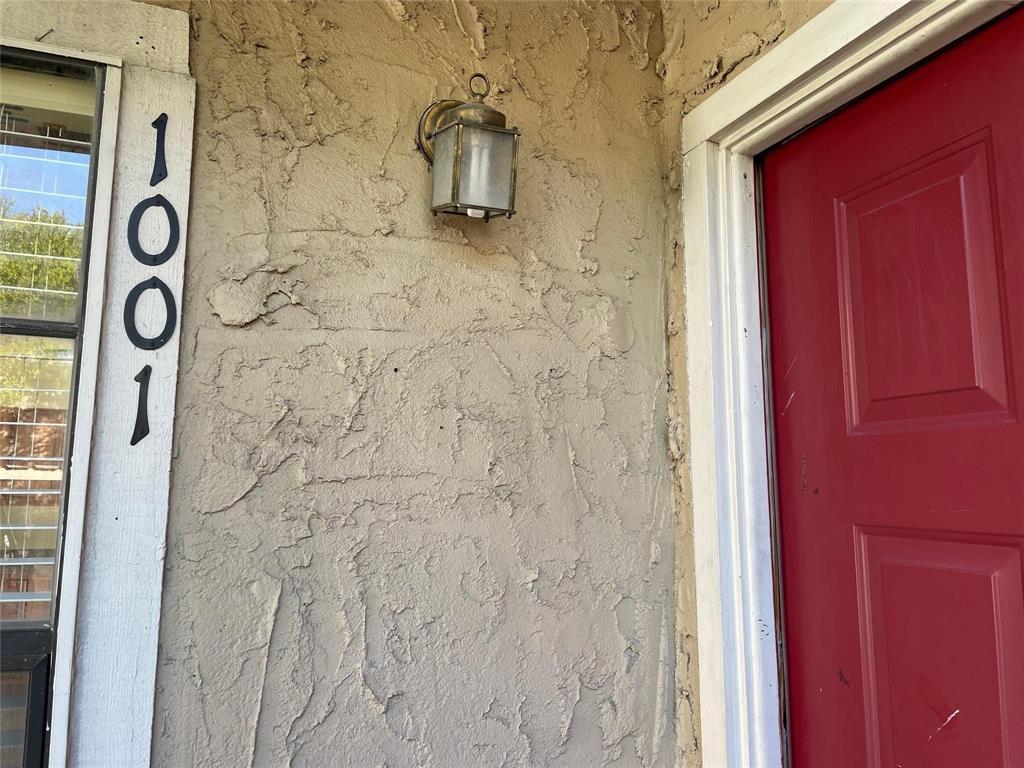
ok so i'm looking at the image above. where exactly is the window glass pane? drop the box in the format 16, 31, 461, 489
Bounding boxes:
0, 58, 97, 323
0, 334, 73, 621
0, 670, 29, 765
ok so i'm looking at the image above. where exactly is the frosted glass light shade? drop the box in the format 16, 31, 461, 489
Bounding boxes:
429, 120, 518, 220
431, 126, 456, 209
458, 125, 515, 211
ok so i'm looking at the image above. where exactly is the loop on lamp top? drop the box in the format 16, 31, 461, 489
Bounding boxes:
469, 72, 490, 100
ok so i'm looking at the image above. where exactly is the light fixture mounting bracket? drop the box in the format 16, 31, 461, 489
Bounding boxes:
416, 99, 463, 165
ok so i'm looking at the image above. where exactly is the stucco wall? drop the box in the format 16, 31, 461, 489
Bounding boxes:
150, 2, 678, 766
655, 1, 830, 763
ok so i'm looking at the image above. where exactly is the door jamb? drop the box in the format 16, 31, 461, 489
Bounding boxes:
680, 1, 1019, 766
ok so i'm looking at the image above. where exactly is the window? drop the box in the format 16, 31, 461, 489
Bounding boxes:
0, 50, 103, 768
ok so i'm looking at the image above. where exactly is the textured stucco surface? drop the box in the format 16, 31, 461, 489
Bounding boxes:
151, 2, 677, 766
141, 1, 830, 765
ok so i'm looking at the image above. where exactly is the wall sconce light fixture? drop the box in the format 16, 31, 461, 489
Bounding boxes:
417, 73, 519, 221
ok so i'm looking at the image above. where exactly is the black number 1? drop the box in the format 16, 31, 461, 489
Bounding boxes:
150, 113, 168, 186
131, 365, 152, 446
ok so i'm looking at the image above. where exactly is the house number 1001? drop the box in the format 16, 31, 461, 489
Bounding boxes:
124, 113, 178, 446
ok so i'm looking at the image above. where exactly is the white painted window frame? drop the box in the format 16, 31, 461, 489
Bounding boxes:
680, 1, 1019, 766
2, 3, 194, 766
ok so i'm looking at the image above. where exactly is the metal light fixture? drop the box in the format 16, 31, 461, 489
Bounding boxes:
417, 73, 519, 221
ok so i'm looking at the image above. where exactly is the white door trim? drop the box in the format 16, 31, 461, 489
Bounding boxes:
680, 1, 1019, 766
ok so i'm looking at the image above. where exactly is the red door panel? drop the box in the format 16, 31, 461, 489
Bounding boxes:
762, 9, 1024, 767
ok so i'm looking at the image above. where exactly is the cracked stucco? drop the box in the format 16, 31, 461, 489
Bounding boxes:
139, 1, 828, 766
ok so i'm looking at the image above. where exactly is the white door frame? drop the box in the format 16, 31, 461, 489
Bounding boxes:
680, 1, 1019, 766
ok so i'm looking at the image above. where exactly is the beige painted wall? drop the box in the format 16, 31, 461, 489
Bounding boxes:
136, 1, 829, 766
149, 1, 677, 766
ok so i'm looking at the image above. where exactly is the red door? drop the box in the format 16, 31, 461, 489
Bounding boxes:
762, 10, 1024, 767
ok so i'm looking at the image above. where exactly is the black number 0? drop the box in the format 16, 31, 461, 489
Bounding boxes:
127, 194, 179, 266
123, 276, 177, 351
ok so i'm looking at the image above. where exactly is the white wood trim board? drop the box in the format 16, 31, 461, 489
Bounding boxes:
680, 1, 1020, 766
48, 62, 122, 768
69, 61, 195, 768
